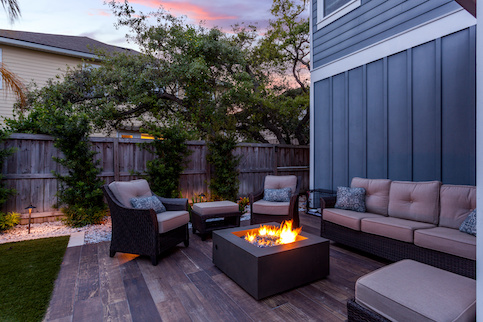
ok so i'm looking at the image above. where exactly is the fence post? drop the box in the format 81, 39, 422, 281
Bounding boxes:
113, 138, 120, 181
273, 145, 278, 175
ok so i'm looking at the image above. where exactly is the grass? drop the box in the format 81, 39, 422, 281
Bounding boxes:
0, 236, 69, 322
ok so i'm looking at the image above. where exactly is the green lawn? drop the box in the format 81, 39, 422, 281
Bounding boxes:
0, 236, 69, 322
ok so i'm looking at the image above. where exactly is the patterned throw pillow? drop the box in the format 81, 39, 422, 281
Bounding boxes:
334, 186, 366, 213
263, 188, 292, 202
459, 209, 476, 236
130, 195, 166, 213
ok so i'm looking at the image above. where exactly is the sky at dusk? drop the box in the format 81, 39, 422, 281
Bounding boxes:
0, 0, 275, 51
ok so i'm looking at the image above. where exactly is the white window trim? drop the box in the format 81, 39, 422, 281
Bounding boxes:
317, 0, 361, 30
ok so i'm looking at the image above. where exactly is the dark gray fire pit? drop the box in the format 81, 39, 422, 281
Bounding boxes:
212, 223, 329, 300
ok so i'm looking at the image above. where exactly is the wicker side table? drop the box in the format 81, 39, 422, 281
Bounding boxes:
191, 201, 241, 240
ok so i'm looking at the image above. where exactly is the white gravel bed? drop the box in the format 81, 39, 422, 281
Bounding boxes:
0, 212, 254, 246
0, 217, 112, 245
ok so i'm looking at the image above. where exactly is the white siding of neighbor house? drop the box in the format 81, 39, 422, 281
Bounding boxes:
0, 44, 98, 120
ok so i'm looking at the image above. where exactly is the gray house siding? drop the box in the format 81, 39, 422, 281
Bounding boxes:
313, 27, 476, 190
312, 0, 461, 69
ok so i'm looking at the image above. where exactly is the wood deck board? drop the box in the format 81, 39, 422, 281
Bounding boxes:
44, 213, 387, 321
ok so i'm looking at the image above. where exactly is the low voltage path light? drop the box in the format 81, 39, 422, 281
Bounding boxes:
199, 193, 205, 202
25, 204, 36, 234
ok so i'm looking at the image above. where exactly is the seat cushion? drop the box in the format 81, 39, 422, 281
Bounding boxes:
356, 259, 476, 322
192, 201, 239, 216
323, 208, 383, 231
157, 211, 189, 233
351, 177, 391, 216
252, 200, 290, 216
388, 181, 441, 224
414, 227, 476, 260
109, 179, 152, 208
264, 175, 297, 195
439, 184, 476, 229
361, 217, 435, 243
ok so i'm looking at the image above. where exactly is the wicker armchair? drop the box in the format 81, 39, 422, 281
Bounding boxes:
249, 175, 302, 227
102, 179, 189, 266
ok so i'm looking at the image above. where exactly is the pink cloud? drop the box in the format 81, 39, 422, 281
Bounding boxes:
128, 0, 238, 21
88, 9, 111, 17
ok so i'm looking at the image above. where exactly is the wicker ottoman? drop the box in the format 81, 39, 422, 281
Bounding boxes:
191, 201, 241, 240
348, 259, 476, 321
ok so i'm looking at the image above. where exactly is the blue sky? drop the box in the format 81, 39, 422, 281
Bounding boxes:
0, 0, 274, 51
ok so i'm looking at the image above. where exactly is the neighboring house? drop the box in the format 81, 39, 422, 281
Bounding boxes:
310, 0, 477, 190
0, 29, 137, 121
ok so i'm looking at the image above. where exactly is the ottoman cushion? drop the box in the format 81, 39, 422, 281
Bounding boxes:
192, 201, 239, 216
356, 259, 476, 322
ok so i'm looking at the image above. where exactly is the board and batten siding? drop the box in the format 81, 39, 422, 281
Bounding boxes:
312, 0, 461, 69
0, 45, 95, 120
313, 26, 476, 190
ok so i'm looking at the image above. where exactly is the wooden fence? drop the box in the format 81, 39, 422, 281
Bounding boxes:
2, 133, 309, 215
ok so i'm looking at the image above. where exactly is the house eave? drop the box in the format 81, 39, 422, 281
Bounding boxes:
0, 37, 100, 61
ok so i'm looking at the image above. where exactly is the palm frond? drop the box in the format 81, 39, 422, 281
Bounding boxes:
0, 62, 26, 108
1, 0, 20, 23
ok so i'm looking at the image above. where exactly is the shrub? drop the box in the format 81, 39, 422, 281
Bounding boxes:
0, 212, 20, 231
206, 133, 240, 201
140, 123, 192, 198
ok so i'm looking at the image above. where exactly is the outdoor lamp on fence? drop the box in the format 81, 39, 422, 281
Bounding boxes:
25, 204, 36, 234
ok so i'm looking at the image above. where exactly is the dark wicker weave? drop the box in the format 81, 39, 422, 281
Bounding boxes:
249, 176, 302, 227
321, 217, 476, 279
347, 298, 390, 322
102, 185, 189, 266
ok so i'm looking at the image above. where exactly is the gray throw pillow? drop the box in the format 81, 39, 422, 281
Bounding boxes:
334, 186, 366, 213
130, 195, 166, 213
459, 209, 476, 236
263, 187, 292, 202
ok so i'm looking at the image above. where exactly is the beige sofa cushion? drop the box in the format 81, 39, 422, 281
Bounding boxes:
264, 175, 297, 196
356, 259, 476, 322
192, 201, 239, 216
252, 200, 290, 216
351, 177, 391, 216
157, 211, 189, 233
414, 227, 476, 260
109, 179, 152, 208
439, 185, 476, 229
323, 208, 383, 231
388, 181, 441, 224
361, 217, 435, 243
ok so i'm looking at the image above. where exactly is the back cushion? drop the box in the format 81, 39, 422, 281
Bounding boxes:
108, 179, 152, 208
439, 185, 476, 229
264, 175, 297, 195
388, 181, 441, 224
351, 177, 391, 216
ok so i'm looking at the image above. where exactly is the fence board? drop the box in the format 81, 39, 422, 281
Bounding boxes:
2, 134, 308, 215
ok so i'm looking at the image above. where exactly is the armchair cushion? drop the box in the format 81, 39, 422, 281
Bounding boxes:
264, 175, 297, 195
108, 179, 152, 208
130, 196, 166, 214
252, 200, 290, 216
263, 187, 292, 202
157, 211, 190, 233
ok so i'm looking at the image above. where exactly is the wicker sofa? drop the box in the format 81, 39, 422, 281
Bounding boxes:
321, 178, 476, 278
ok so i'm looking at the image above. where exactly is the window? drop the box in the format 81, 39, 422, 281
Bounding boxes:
317, 0, 360, 29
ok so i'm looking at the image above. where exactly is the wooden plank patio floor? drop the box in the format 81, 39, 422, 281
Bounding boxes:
45, 213, 387, 321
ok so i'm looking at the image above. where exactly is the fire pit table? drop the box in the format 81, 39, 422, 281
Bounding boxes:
213, 223, 329, 300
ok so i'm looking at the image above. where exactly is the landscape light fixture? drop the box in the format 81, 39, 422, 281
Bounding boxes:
25, 204, 36, 234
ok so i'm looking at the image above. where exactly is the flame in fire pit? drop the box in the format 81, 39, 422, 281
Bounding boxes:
244, 220, 302, 248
